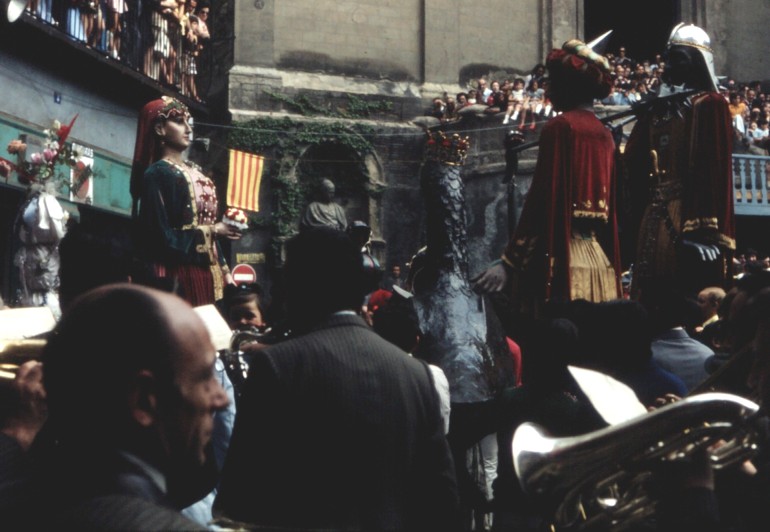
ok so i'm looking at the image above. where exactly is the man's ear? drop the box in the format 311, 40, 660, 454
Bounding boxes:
129, 369, 159, 427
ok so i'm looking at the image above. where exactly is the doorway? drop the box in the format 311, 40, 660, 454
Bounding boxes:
584, 0, 678, 64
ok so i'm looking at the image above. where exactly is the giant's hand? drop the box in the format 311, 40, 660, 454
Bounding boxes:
471, 262, 509, 293
213, 222, 242, 241
681, 239, 720, 262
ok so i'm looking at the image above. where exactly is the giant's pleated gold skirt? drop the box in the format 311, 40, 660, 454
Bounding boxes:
568, 229, 619, 303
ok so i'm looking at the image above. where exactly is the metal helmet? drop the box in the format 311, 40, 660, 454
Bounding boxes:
666, 23, 719, 91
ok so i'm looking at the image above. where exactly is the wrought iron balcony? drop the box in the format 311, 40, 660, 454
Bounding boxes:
18, 0, 210, 108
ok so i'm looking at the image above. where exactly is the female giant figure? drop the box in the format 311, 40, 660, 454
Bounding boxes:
130, 97, 240, 306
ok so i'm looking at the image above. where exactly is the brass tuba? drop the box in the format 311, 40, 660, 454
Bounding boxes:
512, 392, 761, 531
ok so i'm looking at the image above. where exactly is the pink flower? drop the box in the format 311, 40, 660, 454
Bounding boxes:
43, 149, 56, 162
30, 152, 43, 165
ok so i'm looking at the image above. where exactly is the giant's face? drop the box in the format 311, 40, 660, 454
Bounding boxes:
157, 112, 192, 152
664, 46, 696, 87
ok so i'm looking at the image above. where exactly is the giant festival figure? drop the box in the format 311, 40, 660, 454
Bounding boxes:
473, 38, 622, 327
130, 97, 241, 306
623, 23, 735, 300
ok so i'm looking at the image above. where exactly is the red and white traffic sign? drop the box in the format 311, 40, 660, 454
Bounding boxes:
231, 263, 257, 285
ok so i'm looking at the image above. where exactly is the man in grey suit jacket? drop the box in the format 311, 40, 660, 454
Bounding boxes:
215, 227, 460, 531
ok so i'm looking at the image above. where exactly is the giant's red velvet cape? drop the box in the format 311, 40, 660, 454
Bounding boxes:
502, 109, 621, 302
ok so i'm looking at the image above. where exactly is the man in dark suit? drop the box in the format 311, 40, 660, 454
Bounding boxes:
215, 227, 460, 531
18, 284, 229, 530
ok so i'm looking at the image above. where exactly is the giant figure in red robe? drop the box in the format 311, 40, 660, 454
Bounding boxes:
474, 38, 621, 319
623, 23, 735, 300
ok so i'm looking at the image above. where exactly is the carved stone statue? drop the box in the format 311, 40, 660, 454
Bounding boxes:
300, 179, 348, 232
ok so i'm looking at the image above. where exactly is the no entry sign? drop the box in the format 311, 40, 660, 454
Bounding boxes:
232, 263, 257, 285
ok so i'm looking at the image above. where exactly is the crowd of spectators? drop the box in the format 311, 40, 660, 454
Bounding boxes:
26, 0, 211, 101
427, 68, 558, 131
430, 45, 770, 156
5, 219, 770, 531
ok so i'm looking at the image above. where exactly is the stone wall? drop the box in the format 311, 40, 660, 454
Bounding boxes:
225, 106, 532, 294
234, 0, 545, 89
722, 0, 770, 84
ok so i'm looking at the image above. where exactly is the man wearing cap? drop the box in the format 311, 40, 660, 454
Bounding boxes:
623, 23, 735, 301
215, 227, 459, 531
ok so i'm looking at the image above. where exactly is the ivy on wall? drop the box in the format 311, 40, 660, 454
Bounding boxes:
227, 109, 381, 238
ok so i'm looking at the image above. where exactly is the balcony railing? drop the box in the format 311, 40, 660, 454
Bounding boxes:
734, 153, 770, 216
23, 0, 209, 102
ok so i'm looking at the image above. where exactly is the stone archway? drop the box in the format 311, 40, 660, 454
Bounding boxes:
293, 142, 387, 261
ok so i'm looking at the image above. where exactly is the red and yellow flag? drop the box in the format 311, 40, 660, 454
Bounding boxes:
227, 149, 264, 212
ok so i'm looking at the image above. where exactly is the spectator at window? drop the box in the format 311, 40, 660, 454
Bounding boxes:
502, 78, 525, 124
524, 63, 546, 88
648, 66, 663, 93
106, 0, 127, 60
79, 0, 99, 47
749, 122, 764, 142
635, 81, 653, 103
729, 92, 748, 120
144, 0, 178, 83
486, 80, 506, 113
477, 78, 492, 103
601, 85, 630, 106
614, 45, 634, 68
759, 121, 770, 140
182, 13, 202, 100
444, 96, 457, 120
520, 78, 544, 130
428, 97, 446, 120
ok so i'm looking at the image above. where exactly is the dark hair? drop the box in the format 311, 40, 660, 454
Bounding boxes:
223, 282, 267, 318
372, 299, 421, 353
284, 227, 366, 329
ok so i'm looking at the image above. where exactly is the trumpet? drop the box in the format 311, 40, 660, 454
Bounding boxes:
513, 392, 761, 531
0, 339, 46, 379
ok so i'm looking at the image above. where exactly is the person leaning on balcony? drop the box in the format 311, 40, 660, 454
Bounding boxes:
129, 96, 241, 307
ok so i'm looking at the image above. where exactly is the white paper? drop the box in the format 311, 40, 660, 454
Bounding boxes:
568, 365, 648, 425
0, 306, 57, 340
193, 304, 233, 351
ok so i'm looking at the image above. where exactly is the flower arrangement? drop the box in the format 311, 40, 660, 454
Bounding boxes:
223, 207, 249, 231
0, 115, 94, 194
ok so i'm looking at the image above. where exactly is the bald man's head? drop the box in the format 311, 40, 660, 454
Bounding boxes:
43, 283, 227, 463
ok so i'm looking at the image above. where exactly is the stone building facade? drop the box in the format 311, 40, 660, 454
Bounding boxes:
225, 0, 769, 293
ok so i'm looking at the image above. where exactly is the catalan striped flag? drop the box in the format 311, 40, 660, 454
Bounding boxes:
227, 149, 265, 212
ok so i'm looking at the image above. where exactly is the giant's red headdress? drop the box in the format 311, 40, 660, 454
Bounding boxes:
546, 39, 614, 100
130, 96, 190, 216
